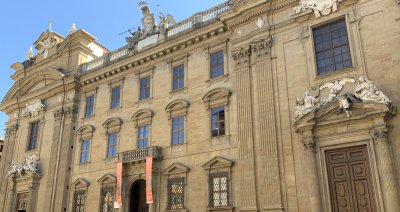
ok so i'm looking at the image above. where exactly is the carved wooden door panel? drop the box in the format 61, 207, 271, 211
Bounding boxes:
326, 145, 376, 212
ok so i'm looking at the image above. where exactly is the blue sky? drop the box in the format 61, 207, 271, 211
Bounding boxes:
0, 0, 226, 137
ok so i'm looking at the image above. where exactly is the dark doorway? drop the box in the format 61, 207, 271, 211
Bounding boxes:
326, 145, 377, 212
130, 179, 148, 212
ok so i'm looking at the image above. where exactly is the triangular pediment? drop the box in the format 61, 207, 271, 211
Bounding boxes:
33, 31, 64, 48
202, 156, 234, 170
71, 178, 90, 188
97, 174, 116, 184
163, 163, 190, 175
295, 100, 396, 130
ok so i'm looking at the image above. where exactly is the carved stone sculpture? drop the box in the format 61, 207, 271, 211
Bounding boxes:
7, 155, 40, 177
295, 91, 319, 120
24, 99, 45, 117
320, 78, 355, 104
26, 46, 34, 60
293, 0, 342, 18
159, 12, 176, 34
139, 1, 158, 38
355, 76, 391, 104
37, 36, 55, 59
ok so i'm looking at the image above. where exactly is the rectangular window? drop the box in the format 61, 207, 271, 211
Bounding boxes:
210, 50, 224, 78
111, 86, 121, 109
140, 77, 151, 100
313, 19, 352, 75
167, 177, 185, 210
107, 132, 118, 158
72, 191, 86, 212
211, 107, 225, 137
173, 64, 184, 90
28, 121, 39, 151
85, 95, 94, 117
172, 116, 184, 145
80, 140, 90, 163
138, 125, 149, 149
209, 172, 229, 207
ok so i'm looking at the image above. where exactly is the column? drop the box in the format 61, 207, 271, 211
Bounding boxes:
372, 127, 400, 211
302, 130, 322, 212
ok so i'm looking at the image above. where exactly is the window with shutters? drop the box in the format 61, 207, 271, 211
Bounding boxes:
72, 190, 86, 212
209, 172, 229, 207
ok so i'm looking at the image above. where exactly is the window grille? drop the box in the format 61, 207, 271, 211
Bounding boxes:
167, 177, 185, 210
208, 172, 229, 207
72, 191, 86, 212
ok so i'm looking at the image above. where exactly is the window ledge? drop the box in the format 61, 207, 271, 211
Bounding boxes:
136, 97, 153, 106
207, 206, 234, 211
82, 115, 95, 121
164, 209, 188, 212
170, 87, 187, 95
211, 135, 230, 146
206, 74, 229, 85
313, 67, 357, 88
108, 107, 122, 115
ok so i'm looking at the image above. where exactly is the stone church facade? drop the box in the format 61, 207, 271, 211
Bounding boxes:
1, 0, 400, 212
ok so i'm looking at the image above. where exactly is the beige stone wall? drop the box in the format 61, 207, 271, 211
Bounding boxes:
1, 0, 400, 212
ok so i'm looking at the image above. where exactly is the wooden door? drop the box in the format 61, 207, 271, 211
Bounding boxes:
326, 145, 376, 212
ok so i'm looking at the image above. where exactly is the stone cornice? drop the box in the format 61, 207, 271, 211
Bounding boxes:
80, 24, 228, 86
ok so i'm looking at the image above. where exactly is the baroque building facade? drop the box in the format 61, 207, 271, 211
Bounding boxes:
1, 0, 400, 212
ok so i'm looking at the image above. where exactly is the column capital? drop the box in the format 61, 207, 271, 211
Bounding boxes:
5, 124, 18, 138
370, 125, 392, 144
231, 45, 251, 69
303, 136, 317, 152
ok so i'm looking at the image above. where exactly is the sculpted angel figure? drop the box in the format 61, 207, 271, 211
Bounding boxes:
319, 78, 355, 104
355, 76, 391, 104
159, 12, 176, 34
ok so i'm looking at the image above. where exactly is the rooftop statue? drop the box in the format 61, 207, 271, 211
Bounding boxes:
125, 1, 176, 50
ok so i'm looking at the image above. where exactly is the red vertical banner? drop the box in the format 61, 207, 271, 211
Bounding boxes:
146, 156, 154, 204
117, 160, 123, 206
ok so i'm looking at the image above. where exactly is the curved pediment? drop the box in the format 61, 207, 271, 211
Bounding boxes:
131, 109, 154, 121
102, 117, 123, 128
165, 99, 190, 112
2, 68, 65, 103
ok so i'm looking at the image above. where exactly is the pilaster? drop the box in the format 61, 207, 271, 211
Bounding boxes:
251, 37, 283, 211
299, 128, 322, 212
0, 124, 18, 212
370, 125, 400, 212
232, 44, 258, 211
46, 105, 78, 212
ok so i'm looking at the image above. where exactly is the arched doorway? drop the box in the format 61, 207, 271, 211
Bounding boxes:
130, 179, 148, 212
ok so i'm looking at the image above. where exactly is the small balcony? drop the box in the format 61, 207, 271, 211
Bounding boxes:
119, 146, 162, 164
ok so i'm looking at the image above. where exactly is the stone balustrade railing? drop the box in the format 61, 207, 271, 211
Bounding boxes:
80, 0, 235, 73
119, 146, 162, 163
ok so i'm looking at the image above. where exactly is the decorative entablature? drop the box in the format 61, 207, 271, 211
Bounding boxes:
79, 25, 228, 86
294, 76, 396, 149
